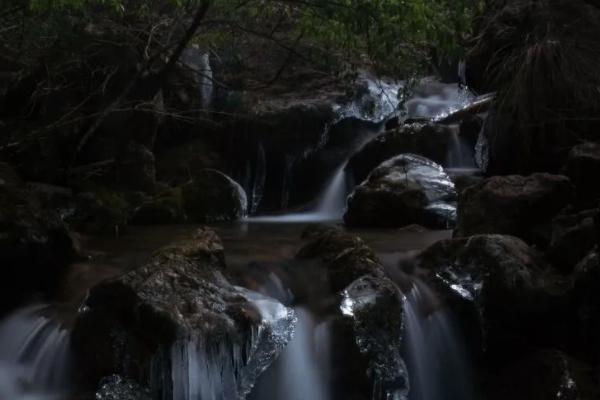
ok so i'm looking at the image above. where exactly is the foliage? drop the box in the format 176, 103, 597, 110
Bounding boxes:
4, 0, 484, 78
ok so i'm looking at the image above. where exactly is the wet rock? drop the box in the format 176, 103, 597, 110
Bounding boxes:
455, 173, 574, 246
181, 169, 247, 223
564, 142, 600, 205
485, 350, 579, 400
418, 234, 571, 357
131, 188, 184, 225
348, 123, 456, 183
68, 190, 131, 235
298, 225, 365, 262
340, 276, 408, 400
0, 183, 75, 314
448, 170, 484, 195
548, 208, 599, 273
297, 226, 385, 292
345, 154, 457, 229
95, 375, 151, 400
72, 228, 295, 397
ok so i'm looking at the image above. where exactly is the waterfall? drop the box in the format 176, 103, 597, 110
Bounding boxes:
249, 308, 331, 400
402, 282, 475, 400
313, 162, 349, 219
0, 305, 72, 400
250, 143, 267, 214
199, 52, 213, 110
446, 126, 476, 169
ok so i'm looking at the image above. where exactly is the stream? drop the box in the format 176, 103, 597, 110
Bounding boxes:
0, 77, 486, 400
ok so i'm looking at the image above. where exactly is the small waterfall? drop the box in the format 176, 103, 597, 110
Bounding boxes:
250, 143, 267, 214
446, 126, 476, 168
248, 161, 351, 223
250, 308, 331, 400
0, 305, 72, 400
403, 282, 475, 400
313, 162, 349, 220
199, 52, 213, 110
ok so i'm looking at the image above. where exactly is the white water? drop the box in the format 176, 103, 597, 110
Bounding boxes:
250, 308, 331, 400
404, 80, 475, 122
0, 305, 72, 400
403, 282, 475, 400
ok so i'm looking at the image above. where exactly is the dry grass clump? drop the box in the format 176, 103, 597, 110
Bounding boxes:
469, 0, 600, 171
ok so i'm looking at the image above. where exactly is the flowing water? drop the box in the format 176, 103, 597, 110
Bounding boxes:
0, 77, 486, 400
402, 281, 475, 400
249, 308, 331, 400
0, 305, 72, 400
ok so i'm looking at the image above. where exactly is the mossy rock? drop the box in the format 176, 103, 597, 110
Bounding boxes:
181, 169, 247, 223
131, 187, 184, 225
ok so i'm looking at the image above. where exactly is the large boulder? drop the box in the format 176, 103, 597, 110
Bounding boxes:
297, 226, 385, 292
548, 208, 599, 273
131, 188, 184, 225
418, 234, 571, 358
455, 174, 574, 245
72, 228, 295, 398
348, 123, 455, 183
344, 154, 457, 229
181, 169, 247, 223
340, 276, 408, 400
572, 248, 600, 361
0, 167, 75, 314
563, 142, 600, 205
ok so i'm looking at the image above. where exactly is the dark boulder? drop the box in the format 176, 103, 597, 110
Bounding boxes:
181, 169, 247, 223
348, 123, 455, 183
485, 350, 579, 400
0, 161, 23, 186
572, 248, 600, 361
67, 190, 132, 235
72, 228, 295, 397
564, 142, 600, 205
131, 188, 184, 225
418, 234, 571, 358
548, 208, 599, 273
297, 226, 385, 292
344, 154, 457, 229
455, 174, 574, 246
0, 174, 75, 313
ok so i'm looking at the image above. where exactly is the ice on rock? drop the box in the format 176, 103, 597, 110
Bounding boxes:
152, 287, 296, 400
435, 267, 484, 303
334, 75, 404, 124
340, 276, 409, 400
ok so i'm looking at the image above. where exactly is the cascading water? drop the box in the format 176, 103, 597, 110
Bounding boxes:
249, 308, 331, 400
446, 126, 476, 169
404, 80, 475, 122
0, 304, 72, 400
402, 281, 475, 400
